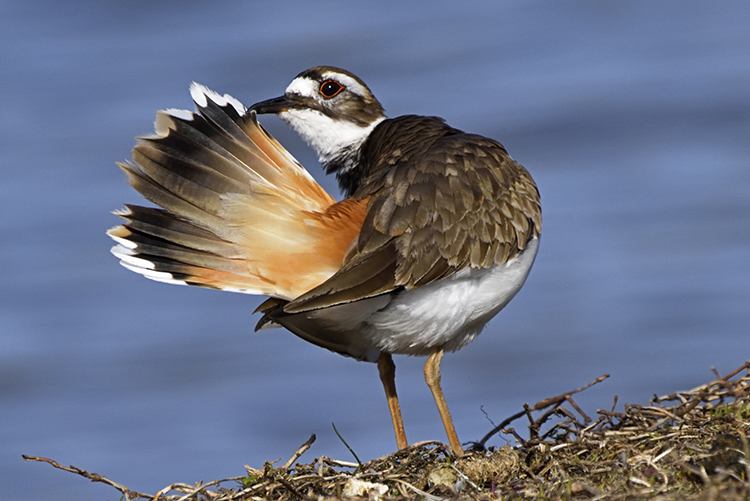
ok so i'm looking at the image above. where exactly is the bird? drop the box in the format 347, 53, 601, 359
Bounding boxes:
107, 66, 541, 456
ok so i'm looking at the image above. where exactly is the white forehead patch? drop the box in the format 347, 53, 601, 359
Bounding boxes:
285, 77, 319, 98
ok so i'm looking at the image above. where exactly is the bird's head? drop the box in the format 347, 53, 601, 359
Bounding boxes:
250, 66, 386, 185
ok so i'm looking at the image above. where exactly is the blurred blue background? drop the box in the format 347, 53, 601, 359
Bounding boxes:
1, 1, 749, 499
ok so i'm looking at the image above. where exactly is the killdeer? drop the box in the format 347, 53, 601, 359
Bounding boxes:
108, 66, 541, 455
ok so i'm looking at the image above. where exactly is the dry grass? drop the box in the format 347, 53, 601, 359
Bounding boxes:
25, 362, 749, 500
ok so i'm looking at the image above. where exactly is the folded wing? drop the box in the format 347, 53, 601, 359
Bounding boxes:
283, 118, 541, 313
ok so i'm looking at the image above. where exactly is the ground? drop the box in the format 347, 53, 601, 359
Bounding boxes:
25, 362, 749, 500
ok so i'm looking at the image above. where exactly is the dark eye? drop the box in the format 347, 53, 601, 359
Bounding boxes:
319, 80, 344, 98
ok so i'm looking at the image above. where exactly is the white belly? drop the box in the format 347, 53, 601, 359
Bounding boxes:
279, 237, 539, 362
363, 237, 540, 355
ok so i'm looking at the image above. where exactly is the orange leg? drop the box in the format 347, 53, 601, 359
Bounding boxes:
424, 348, 464, 455
378, 353, 408, 450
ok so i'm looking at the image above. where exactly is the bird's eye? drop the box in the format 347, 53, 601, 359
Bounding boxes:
319, 80, 344, 98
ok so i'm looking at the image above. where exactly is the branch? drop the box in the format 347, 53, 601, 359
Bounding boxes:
22, 455, 151, 499
470, 374, 609, 450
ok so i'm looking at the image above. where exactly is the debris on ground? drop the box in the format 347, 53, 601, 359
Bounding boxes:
24, 361, 749, 500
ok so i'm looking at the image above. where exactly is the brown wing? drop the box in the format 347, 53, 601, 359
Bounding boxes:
283, 116, 541, 313
108, 84, 367, 300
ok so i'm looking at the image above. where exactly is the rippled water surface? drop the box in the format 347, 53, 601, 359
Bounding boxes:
2, 2, 749, 499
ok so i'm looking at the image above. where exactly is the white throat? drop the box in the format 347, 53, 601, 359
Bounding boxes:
279, 108, 384, 167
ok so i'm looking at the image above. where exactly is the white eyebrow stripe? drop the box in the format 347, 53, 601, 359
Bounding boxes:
320, 72, 368, 97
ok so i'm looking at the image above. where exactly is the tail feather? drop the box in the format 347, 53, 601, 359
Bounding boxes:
147, 112, 263, 190
117, 160, 227, 230
115, 205, 240, 256
108, 83, 367, 300
111, 227, 245, 275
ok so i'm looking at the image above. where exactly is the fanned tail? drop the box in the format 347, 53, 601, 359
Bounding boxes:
108, 83, 366, 300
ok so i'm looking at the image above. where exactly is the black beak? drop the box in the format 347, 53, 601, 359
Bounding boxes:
249, 95, 295, 115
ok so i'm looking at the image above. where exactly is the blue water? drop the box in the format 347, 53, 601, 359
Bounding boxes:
2, 2, 749, 499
